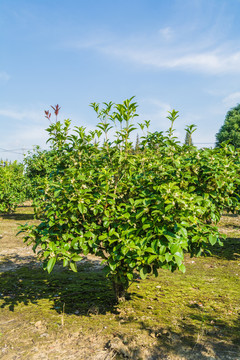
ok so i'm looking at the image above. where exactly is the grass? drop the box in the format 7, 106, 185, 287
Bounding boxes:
0, 205, 240, 359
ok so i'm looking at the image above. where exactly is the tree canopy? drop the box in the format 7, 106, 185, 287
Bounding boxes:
216, 104, 240, 147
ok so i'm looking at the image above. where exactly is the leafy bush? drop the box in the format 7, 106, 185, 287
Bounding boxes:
0, 161, 28, 213
20, 98, 240, 301
23, 146, 62, 217
23, 106, 71, 215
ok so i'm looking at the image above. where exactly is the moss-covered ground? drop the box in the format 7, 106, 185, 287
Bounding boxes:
0, 205, 239, 359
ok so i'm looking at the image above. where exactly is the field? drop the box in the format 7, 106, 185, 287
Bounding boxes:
0, 204, 239, 360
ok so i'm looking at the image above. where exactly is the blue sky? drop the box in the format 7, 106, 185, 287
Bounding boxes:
1, 0, 240, 161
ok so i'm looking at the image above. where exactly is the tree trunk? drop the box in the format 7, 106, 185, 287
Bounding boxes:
112, 281, 126, 302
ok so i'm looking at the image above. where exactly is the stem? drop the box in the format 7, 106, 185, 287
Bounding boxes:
112, 281, 126, 302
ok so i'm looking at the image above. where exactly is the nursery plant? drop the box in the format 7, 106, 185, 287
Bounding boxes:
20, 98, 240, 301
0, 160, 28, 213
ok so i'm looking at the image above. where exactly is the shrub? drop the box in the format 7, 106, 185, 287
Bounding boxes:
0, 161, 28, 213
20, 98, 240, 301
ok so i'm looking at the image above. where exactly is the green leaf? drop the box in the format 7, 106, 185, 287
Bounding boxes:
47, 257, 56, 273
78, 203, 85, 214
63, 259, 69, 267
85, 231, 94, 238
139, 267, 148, 280
159, 255, 165, 262
146, 247, 155, 254
48, 241, 55, 251
165, 204, 173, 212
81, 244, 89, 255
71, 238, 79, 250
109, 228, 115, 236
136, 210, 145, 220
170, 244, 180, 255
209, 234, 217, 246
128, 260, 136, 268
165, 253, 173, 262
174, 254, 182, 267
103, 220, 110, 228
54, 189, 61, 198
179, 263, 186, 273
109, 261, 117, 271
127, 272, 134, 281
159, 245, 166, 255
121, 247, 128, 256
147, 254, 158, 264
70, 262, 78, 272
99, 234, 107, 240
93, 208, 98, 215
179, 227, 188, 238
72, 255, 83, 262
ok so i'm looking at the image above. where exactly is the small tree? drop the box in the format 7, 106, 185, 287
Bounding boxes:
185, 131, 192, 146
216, 104, 240, 147
0, 161, 28, 213
184, 125, 197, 146
20, 99, 240, 302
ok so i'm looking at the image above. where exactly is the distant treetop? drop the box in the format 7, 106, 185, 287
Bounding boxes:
216, 104, 240, 148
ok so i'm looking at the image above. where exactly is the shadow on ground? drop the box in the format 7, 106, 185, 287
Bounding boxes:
0, 253, 37, 272
0, 204, 35, 221
0, 212, 35, 221
205, 237, 240, 260
0, 261, 118, 315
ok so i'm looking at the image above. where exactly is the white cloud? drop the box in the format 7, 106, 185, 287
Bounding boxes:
0, 106, 61, 124
222, 92, 240, 108
100, 43, 240, 74
66, 28, 240, 74
0, 109, 40, 121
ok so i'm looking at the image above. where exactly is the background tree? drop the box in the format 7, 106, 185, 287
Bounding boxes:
184, 124, 197, 146
135, 133, 140, 152
184, 131, 192, 146
0, 160, 28, 213
216, 104, 240, 147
